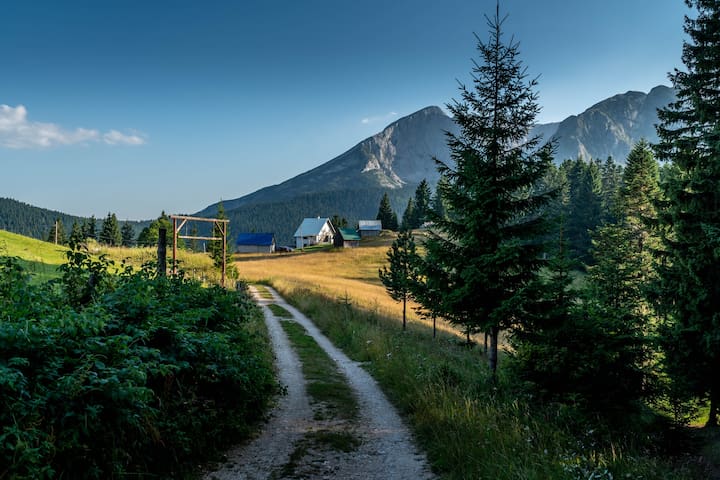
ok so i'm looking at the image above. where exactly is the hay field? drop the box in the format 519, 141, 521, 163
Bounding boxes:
234, 232, 458, 336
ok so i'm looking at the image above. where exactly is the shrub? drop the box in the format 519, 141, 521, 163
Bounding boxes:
0, 253, 277, 479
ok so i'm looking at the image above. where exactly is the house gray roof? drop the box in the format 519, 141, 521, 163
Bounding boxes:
293, 217, 332, 238
358, 220, 382, 231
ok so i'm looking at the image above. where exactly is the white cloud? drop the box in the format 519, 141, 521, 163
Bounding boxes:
102, 129, 146, 146
361, 111, 398, 125
0, 104, 146, 149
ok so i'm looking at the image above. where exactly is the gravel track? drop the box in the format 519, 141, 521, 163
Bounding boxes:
204, 286, 435, 480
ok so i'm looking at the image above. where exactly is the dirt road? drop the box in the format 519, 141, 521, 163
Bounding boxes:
203, 286, 434, 480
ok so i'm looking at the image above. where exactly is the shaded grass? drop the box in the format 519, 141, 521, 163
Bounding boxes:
267, 303, 292, 318
280, 320, 358, 421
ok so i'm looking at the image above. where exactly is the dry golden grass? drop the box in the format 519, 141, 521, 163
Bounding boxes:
235, 233, 459, 337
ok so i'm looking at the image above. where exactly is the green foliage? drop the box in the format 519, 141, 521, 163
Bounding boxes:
655, 0, 720, 427
0, 253, 276, 478
376, 191, 399, 231
562, 157, 603, 266
513, 142, 661, 420
421, 8, 557, 374
400, 197, 415, 232
136, 211, 173, 247
379, 230, 418, 330
120, 221, 135, 247
68, 220, 84, 249
98, 212, 122, 246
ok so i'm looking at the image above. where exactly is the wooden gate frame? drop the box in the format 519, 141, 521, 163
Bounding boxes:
170, 215, 229, 287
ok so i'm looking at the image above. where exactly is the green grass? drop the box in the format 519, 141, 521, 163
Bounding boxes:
275, 285, 703, 480
267, 303, 292, 318
280, 320, 358, 421
253, 284, 274, 299
0, 229, 68, 282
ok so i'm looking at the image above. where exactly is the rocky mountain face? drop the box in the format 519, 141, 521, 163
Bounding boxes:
538, 85, 676, 162
207, 106, 457, 216
196, 86, 675, 243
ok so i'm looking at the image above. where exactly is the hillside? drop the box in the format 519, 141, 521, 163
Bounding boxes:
0, 197, 149, 241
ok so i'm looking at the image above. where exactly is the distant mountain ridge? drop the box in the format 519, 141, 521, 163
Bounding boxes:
539, 85, 676, 162
201, 85, 675, 243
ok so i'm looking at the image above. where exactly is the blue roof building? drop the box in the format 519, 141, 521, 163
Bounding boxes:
236, 233, 276, 253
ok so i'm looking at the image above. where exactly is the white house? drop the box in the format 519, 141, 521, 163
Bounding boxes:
293, 217, 336, 249
358, 220, 382, 237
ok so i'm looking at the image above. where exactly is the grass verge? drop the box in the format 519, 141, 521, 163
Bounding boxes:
267, 303, 292, 318
275, 284, 703, 480
280, 320, 358, 421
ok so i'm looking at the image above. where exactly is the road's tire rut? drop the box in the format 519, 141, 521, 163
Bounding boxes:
204, 286, 434, 480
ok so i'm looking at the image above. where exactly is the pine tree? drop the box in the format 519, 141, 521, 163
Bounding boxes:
431, 174, 450, 220
400, 197, 415, 232
600, 156, 624, 224
47, 218, 66, 245
120, 222, 135, 247
68, 221, 84, 249
655, 0, 720, 427
376, 192, 398, 231
379, 230, 419, 331
563, 157, 602, 265
411, 179, 432, 228
99, 213, 122, 246
420, 6, 556, 375
82, 215, 97, 240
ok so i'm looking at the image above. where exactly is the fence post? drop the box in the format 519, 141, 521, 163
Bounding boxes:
158, 228, 167, 277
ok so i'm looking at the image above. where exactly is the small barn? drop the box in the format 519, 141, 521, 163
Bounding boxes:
294, 217, 336, 249
236, 233, 276, 254
358, 220, 382, 237
334, 227, 361, 248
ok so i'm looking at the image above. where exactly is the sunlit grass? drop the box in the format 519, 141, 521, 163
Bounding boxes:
235, 238, 461, 339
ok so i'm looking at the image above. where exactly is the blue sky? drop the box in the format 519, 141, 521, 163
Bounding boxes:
1, 0, 688, 220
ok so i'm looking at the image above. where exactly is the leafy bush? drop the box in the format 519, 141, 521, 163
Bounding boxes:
0, 253, 277, 479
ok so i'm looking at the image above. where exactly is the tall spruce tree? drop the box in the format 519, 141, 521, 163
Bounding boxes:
120, 222, 135, 247
655, 0, 720, 427
400, 197, 416, 232
376, 192, 398, 231
410, 179, 432, 228
563, 157, 602, 265
420, 6, 556, 375
379, 230, 418, 331
68, 221, 84, 249
82, 215, 97, 240
99, 213, 121, 246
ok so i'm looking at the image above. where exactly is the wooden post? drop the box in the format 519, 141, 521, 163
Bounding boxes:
221, 221, 227, 288
172, 217, 177, 275
54, 220, 58, 245
158, 228, 167, 277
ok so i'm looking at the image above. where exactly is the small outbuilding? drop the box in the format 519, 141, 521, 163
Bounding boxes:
358, 220, 382, 237
334, 227, 361, 248
236, 233, 276, 254
294, 217, 336, 249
